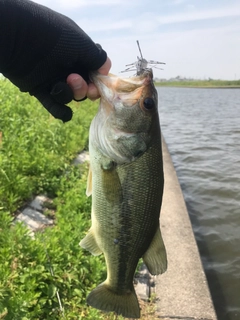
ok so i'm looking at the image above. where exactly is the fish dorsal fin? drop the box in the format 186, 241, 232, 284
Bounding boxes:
86, 165, 92, 197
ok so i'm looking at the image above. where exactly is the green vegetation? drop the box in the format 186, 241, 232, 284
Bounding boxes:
0, 78, 96, 213
155, 79, 240, 88
0, 79, 157, 320
0, 79, 125, 319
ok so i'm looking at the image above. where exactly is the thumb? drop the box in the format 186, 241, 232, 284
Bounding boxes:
34, 90, 73, 122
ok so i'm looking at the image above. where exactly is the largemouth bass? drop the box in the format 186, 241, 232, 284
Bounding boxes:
80, 69, 167, 318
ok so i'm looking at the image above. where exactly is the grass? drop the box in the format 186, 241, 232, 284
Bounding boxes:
0, 78, 95, 213
155, 79, 240, 88
0, 79, 158, 319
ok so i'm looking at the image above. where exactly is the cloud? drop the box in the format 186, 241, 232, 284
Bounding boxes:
78, 19, 132, 33
75, 2, 240, 36
34, 0, 127, 6
158, 4, 240, 25
171, 0, 189, 5
59, 0, 132, 8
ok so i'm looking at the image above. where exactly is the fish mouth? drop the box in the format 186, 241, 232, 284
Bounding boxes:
90, 69, 153, 86
89, 70, 154, 104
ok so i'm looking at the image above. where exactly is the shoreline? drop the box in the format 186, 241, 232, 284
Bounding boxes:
155, 137, 217, 320
156, 84, 240, 89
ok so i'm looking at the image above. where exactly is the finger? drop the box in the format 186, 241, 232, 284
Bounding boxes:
98, 57, 112, 75
86, 57, 112, 100
66, 74, 88, 100
87, 82, 100, 101
34, 91, 73, 122
51, 82, 73, 104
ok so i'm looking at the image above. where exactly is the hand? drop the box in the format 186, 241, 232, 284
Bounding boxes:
67, 57, 112, 101
0, 0, 110, 122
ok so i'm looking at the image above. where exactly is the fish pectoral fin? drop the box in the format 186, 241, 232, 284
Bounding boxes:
102, 166, 123, 204
142, 227, 167, 275
86, 165, 92, 197
87, 282, 140, 319
79, 229, 102, 256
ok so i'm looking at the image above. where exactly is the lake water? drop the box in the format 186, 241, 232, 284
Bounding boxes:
157, 87, 240, 320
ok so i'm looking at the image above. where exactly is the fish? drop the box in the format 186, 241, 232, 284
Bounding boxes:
79, 69, 167, 319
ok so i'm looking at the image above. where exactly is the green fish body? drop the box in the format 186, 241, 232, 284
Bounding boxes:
80, 70, 167, 318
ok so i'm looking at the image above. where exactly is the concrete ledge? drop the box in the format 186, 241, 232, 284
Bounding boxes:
155, 138, 217, 319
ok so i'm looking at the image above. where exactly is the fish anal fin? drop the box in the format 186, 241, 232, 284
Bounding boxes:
86, 165, 92, 197
87, 282, 140, 319
79, 229, 102, 256
142, 227, 167, 275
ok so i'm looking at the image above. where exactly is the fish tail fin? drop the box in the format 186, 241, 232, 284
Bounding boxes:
142, 227, 167, 275
87, 282, 140, 319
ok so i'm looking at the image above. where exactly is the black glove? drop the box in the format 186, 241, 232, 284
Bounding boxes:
0, 0, 107, 122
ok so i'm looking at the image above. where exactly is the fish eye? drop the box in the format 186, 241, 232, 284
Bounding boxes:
143, 97, 155, 110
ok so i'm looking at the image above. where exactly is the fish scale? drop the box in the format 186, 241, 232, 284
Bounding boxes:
79, 70, 167, 318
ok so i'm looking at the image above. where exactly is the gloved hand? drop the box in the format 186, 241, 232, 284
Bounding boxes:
0, 0, 107, 122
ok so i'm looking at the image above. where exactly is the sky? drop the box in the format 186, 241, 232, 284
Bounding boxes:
34, 0, 240, 80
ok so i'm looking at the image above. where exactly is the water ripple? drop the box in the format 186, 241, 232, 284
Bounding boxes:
157, 87, 240, 320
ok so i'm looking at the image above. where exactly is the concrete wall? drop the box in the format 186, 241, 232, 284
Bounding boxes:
155, 138, 217, 320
